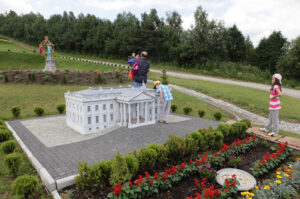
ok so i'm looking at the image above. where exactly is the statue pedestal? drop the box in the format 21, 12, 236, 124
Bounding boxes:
43, 57, 56, 72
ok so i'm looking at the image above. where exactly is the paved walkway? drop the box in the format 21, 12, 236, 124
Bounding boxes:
7, 115, 219, 181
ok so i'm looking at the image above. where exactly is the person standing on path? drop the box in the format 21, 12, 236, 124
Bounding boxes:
154, 81, 173, 123
259, 73, 282, 136
133, 51, 150, 87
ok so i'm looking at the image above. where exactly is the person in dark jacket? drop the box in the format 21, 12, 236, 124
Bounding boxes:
133, 51, 150, 87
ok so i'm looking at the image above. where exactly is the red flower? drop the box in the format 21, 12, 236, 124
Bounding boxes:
284, 141, 288, 146
189, 158, 193, 164
214, 189, 220, 197
224, 189, 229, 193
261, 159, 266, 166
114, 183, 123, 196
154, 172, 160, 180
253, 134, 256, 141
96, 72, 100, 76
214, 153, 219, 157
186, 197, 193, 199
145, 171, 150, 179
171, 166, 177, 175
181, 162, 186, 169
195, 178, 201, 188
197, 160, 201, 166
149, 180, 153, 185
129, 181, 132, 186
256, 166, 259, 169
232, 174, 236, 178
196, 192, 202, 199
232, 181, 236, 186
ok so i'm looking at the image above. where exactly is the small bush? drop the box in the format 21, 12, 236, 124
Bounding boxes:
165, 134, 187, 160
42, 75, 50, 82
2, 140, 17, 154
183, 106, 192, 115
34, 107, 44, 116
231, 122, 248, 138
62, 75, 67, 84
228, 157, 242, 168
198, 127, 216, 150
11, 106, 21, 118
217, 124, 232, 141
171, 104, 177, 113
56, 104, 66, 114
147, 143, 169, 165
240, 119, 251, 128
198, 109, 205, 118
199, 167, 216, 182
124, 154, 139, 176
213, 130, 224, 149
0, 129, 11, 142
261, 141, 270, 148
185, 133, 200, 156
28, 73, 36, 81
4, 74, 8, 82
4, 153, 23, 177
213, 112, 222, 121
109, 152, 131, 186
190, 131, 206, 152
118, 75, 124, 83
0, 119, 4, 125
11, 175, 41, 199
137, 147, 158, 170
94, 74, 101, 84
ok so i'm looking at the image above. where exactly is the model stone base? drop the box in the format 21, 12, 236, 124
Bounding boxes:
43, 57, 56, 72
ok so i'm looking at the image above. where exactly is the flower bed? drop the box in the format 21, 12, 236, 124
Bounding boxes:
107, 135, 258, 199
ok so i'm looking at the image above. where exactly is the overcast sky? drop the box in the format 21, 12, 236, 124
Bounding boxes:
1, 0, 300, 46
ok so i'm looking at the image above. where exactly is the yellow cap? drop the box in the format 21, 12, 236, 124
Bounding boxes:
154, 81, 161, 86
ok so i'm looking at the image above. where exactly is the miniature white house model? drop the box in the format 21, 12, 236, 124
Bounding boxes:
65, 87, 160, 135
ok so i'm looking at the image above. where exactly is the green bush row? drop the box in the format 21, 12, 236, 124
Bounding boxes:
75, 121, 250, 191
10, 104, 66, 118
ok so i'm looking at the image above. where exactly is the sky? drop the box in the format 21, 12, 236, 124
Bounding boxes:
1, 0, 300, 46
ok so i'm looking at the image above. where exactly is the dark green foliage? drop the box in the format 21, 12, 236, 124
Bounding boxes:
11, 175, 41, 199
198, 127, 215, 150
217, 124, 232, 141
109, 152, 131, 186
240, 119, 251, 128
213, 112, 222, 121
4, 74, 8, 82
161, 69, 169, 85
4, 152, 23, 177
183, 106, 192, 115
0, 129, 11, 142
231, 122, 247, 138
165, 134, 187, 160
2, 140, 17, 154
199, 167, 216, 182
62, 75, 67, 84
185, 133, 200, 156
94, 75, 101, 84
189, 131, 206, 152
0, 119, 4, 125
34, 107, 44, 116
11, 106, 21, 117
261, 141, 270, 148
213, 130, 224, 149
198, 109, 205, 118
171, 104, 177, 113
228, 157, 242, 168
147, 143, 169, 164
56, 104, 66, 114
124, 154, 139, 176
42, 75, 50, 82
137, 147, 158, 170
118, 75, 124, 83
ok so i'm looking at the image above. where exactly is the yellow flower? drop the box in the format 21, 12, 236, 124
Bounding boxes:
277, 175, 282, 179
264, 185, 270, 190
255, 186, 259, 189
276, 171, 281, 175
276, 180, 281, 184
241, 192, 247, 196
284, 174, 289, 177
248, 198, 252, 199
250, 192, 255, 196
246, 188, 249, 191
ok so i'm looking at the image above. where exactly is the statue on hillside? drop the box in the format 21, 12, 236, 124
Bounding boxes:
39, 36, 56, 72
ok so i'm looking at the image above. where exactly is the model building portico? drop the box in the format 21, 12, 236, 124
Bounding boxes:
65, 86, 160, 135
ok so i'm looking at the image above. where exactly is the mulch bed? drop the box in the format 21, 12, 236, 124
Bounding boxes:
66, 138, 296, 199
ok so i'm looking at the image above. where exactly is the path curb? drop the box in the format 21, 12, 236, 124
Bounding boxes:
56, 174, 78, 191
5, 122, 61, 199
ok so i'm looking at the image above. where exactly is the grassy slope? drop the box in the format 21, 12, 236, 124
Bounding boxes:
148, 72, 300, 123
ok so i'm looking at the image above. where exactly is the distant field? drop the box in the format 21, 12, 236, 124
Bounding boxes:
149, 72, 300, 123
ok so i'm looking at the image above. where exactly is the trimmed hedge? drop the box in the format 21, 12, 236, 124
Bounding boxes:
56, 104, 66, 114
12, 175, 41, 199
34, 107, 44, 116
4, 152, 23, 177
0, 129, 12, 142
2, 140, 17, 154
11, 106, 21, 118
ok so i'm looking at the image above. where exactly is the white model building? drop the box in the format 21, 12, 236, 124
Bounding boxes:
65, 86, 161, 135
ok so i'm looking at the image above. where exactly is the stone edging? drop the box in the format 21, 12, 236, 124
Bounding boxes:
5, 122, 61, 199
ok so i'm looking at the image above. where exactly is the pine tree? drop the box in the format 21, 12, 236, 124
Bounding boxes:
161, 69, 169, 85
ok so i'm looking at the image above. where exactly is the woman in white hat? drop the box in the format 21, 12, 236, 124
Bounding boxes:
260, 73, 282, 136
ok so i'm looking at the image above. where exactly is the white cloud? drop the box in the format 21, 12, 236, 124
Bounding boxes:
0, 0, 34, 14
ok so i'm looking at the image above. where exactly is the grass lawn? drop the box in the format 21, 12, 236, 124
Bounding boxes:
0, 40, 34, 54
0, 143, 51, 199
148, 72, 300, 123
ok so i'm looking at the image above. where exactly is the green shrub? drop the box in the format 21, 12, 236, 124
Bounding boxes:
161, 69, 169, 85
62, 75, 67, 84
198, 127, 216, 150
231, 122, 248, 138
4, 74, 8, 82
199, 167, 216, 182
137, 147, 158, 170
34, 107, 44, 116
124, 154, 139, 176
109, 152, 132, 186
56, 104, 66, 114
94, 74, 101, 83
217, 124, 232, 141
28, 72, 36, 81
11, 106, 21, 118
240, 119, 251, 128
11, 175, 41, 199
185, 133, 200, 156
171, 104, 177, 113
213, 112, 222, 121
261, 141, 270, 148
2, 140, 17, 154
0, 129, 12, 142
190, 131, 206, 152
42, 75, 50, 82
4, 153, 23, 177
147, 143, 169, 164
213, 130, 224, 149
118, 75, 124, 83
165, 134, 187, 160
198, 109, 205, 118
183, 106, 192, 115
0, 119, 4, 125
228, 157, 242, 168
75, 161, 91, 190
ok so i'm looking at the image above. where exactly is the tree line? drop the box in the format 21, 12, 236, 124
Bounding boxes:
0, 7, 299, 80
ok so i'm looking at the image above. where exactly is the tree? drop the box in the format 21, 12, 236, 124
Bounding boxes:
161, 69, 169, 85
225, 25, 246, 62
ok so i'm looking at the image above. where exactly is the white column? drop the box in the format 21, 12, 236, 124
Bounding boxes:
123, 103, 126, 126
137, 103, 140, 124
145, 102, 148, 122
128, 104, 131, 126
152, 101, 155, 121
120, 103, 123, 125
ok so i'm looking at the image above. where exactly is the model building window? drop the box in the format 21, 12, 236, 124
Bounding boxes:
95, 105, 98, 111
110, 114, 113, 121
88, 117, 91, 124
96, 116, 99, 123
103, 104, 106, 110
88, 106, 91, 112
110, 104, 113, 109
103, 115, 106, 122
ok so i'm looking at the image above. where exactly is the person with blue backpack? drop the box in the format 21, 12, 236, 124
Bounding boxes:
132, 51, 150, 87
